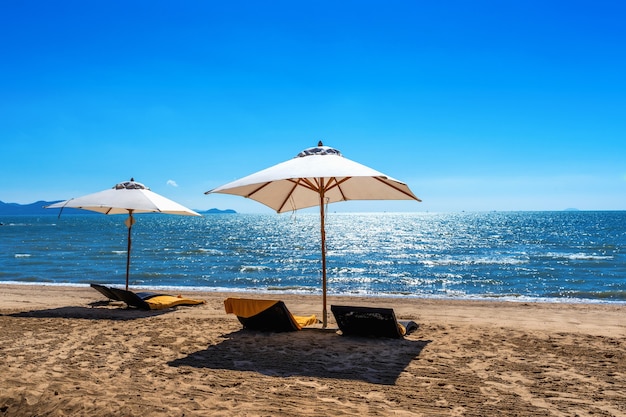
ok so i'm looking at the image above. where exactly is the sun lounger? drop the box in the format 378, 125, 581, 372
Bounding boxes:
91, 284, 205, 310
330, 305, 418, 338
224, 297, 318, 332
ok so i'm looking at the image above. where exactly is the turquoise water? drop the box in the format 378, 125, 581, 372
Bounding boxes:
1, 211, 625, 302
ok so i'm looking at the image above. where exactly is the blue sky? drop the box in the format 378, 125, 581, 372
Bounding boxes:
1, 1, 624, 213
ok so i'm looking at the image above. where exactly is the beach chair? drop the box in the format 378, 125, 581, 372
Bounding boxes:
91, 285, 205, 310
224, 297, 318, 332
330, 305, 418, 338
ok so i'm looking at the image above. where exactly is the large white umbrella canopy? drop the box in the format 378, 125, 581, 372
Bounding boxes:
46, 179, 200, 290
206, 142, 421, 327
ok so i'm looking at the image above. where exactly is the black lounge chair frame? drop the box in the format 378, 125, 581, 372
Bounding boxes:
90, 283, 122, 301
235, 301, 302, 332
331, 305, 418, 338
90, 284, 165, 310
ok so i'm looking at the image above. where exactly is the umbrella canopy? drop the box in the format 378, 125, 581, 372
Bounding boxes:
46, 178, 200, 290
205, 142, 421, 327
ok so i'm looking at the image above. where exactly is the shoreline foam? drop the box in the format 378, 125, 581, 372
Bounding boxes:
2, 281, 626, 306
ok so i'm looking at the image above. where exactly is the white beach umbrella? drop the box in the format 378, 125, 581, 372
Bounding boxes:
46, 178, 201, 290
205, 142, 421, 327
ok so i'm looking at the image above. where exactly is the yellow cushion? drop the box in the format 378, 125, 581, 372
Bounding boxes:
145, 295, 205, 310
224, 298, 279, 318
292, 314, 318, 328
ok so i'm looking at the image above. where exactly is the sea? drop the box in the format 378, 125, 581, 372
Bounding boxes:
1, 211, 625, 303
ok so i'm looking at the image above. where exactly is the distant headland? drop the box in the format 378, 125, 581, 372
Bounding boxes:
197, 208, 237, 214
0, 201, 236, 216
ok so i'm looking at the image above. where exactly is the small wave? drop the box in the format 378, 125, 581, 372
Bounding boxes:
362, 259, 395, 266
567, 253, 613, 261
14, 253, 32, 258
196, 248, 224, 255
544, 252, 613, 261
330, 267, 367, 275
548, 290, 626, 301
423, 257, 527, 267
239, 265, 270, 273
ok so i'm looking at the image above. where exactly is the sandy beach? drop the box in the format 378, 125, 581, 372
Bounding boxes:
0, 284, 624, 416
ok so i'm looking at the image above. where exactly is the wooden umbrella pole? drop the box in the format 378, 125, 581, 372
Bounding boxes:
125, 211, 133, 291
320, 183, 327, 328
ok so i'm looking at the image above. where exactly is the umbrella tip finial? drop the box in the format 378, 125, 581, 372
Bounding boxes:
318, 141, 323, 147
130, 177, 135, 182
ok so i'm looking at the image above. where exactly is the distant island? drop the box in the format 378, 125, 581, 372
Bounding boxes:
0, 201, 236, 216
198, 208, 237, 214
0, 201, 66, 215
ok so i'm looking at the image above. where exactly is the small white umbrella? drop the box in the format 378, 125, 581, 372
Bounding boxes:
205, 142, 421, 327
46, 178, 200, 290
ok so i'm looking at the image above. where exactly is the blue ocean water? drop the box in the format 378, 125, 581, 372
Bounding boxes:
1, 211, 625, 303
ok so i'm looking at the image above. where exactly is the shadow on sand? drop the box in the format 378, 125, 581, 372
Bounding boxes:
169, 328, 431, 385
3, 302, 171, 320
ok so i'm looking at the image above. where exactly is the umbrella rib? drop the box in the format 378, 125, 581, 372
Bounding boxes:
277, 180, 302, 213
324, 177, 350, 200
298, 178, 321, 192
243, 182, 272, 198
374, 177, 422, 201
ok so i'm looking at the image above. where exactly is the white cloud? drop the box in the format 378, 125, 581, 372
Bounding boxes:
166, 179, 178, 187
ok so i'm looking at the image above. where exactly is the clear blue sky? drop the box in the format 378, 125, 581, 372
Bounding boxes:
1, 1, 624, 213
